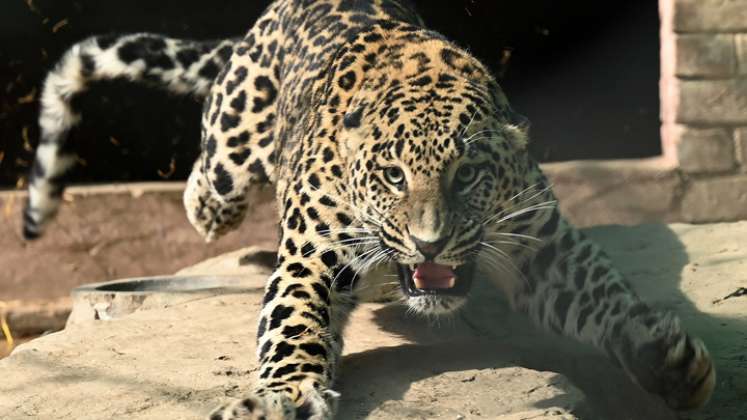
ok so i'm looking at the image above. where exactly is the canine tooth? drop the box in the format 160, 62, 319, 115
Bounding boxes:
447, 277, 455, 288
414, 277, 425, 289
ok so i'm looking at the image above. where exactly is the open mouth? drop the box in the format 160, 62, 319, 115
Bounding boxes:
397, 261, 475, 296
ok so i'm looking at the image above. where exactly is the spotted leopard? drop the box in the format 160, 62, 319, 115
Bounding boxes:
25, 0, 715, 418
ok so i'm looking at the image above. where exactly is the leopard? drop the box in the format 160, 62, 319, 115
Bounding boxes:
24, 0, 715, 418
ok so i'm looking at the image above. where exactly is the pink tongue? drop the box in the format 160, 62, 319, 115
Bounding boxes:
413, 262, 456, 289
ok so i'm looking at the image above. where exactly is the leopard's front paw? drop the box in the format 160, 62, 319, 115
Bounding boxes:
184, 163, 248, 242
209, 392, 290, 420
208, 387, 339, 420
622, 312, 716, 410
656, 334, 715, 410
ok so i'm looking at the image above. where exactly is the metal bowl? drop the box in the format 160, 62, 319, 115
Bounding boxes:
67, 275, 262, 326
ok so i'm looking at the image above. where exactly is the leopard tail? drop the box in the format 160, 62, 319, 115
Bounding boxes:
23, 33, 237, 239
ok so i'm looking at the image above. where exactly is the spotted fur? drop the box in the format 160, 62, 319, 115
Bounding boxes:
23, 33, 237, 239
27, 1, 715, 418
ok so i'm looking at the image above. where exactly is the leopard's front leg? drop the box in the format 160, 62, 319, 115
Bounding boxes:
515, 207, 715, 410
210, 242, 355, 420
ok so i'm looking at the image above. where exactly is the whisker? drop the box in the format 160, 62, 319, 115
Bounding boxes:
331, 247, 379, 290
359, 248, 391, 276
481, 183, 545, 225
309, 240, 380, 257
463, 128, 499, 142
478, 254, 527, 289
486, 231, 542, 242
458, 110, 479, 140
478, 255, 520, 287
464, 129, 502, 145
508, 182, 552, 203
323, 236, 378, 246
484, 200, 557, 225
316, 227, 373, 235
484, 239, 538, 253
464, 133, 500, 145
492, 204, 556, 225
488, 183, 554, 223
479, 242, 528, 285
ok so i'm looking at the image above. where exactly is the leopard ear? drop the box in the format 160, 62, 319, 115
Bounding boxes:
504, 124, 529, 152
487, 78, 530, 150
502, 107, 528, 150
509, 108, 530, 133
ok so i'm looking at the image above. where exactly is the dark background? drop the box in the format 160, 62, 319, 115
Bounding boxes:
0, 0, 660, 187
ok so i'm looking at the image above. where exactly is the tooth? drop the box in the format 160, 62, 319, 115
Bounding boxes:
447, 277, 455, 288
414, 278, 425, 289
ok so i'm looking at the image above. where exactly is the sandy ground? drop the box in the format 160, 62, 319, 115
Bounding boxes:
1, 222, 746, 419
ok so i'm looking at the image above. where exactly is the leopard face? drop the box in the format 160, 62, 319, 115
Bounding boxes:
341, 56, 529, 315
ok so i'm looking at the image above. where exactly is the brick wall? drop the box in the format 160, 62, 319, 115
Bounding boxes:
661, 0, 747, 222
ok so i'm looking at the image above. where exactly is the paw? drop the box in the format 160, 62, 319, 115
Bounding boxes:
622, 312, 716, 410
209, 392, 293, 420
297, 388, 339, 420
657, 334, 715, 410
208, 387, 339, 420
184, 163, 248, 242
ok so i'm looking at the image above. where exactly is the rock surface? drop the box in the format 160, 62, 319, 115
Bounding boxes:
2, 223, 747, 420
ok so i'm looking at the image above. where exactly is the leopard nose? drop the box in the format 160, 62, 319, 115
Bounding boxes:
410, 235, 449, 260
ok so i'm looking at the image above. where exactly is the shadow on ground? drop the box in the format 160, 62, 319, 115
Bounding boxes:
337, 224, 747, 420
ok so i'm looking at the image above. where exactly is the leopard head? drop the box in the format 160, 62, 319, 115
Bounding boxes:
338, 36, 531, 314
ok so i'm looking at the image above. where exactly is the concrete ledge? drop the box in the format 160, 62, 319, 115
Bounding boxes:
542, 157, 683, 227
0, 181, 185, 198
0, 182, 278, 303
1, 298, 71, 337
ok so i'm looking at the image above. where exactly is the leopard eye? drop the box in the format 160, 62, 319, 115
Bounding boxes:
383, 166, 405, 187
455, 165, 477, 185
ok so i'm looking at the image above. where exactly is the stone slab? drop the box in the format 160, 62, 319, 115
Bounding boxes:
735, 127, 747, 168
681, 175, 747, 222
674, 125, 735, 173
675, 33, 736, 77
736, 34, 747, 75
542, 158, 683, 227
0, 277, 585, 420
674, 0, 747, 33
2, 222, 747, 419
677, 79, 747, 125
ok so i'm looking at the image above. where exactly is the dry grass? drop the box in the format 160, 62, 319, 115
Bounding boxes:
0, 301, 14, 356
